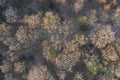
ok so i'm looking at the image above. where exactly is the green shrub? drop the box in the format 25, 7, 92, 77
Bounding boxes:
43, 11, 60, 33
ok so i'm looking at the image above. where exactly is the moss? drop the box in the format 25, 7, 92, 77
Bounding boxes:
22, 14, 41, 29
43, 11, 60, 33
75, 33, 87, 45
0, 24, 12, 37
19, 61, 26, 69
103, 62, 115, 77
7, 62, 13, 69
86, 64, 101, 75
38, 28, 46, 35
77, 16, 90, 31
44, 12, 57, 26
48, 47, 58, 58
0, 24, 7, 32
91, 66, 100, 75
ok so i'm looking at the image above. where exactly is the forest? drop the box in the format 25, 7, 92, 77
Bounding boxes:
0, 0, 120, 80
